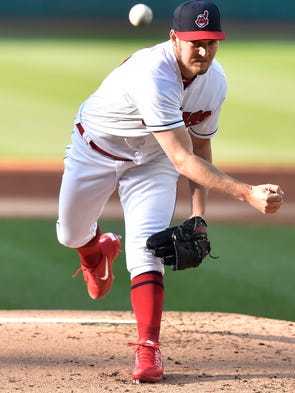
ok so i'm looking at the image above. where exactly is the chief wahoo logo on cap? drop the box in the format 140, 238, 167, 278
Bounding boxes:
195, 10, 209, 28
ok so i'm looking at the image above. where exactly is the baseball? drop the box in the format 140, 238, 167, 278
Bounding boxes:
129, 4, 153, 27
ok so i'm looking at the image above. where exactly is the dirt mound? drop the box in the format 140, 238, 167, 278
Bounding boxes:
0, 310, 294, 392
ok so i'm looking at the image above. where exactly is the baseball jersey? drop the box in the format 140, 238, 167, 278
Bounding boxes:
75, 40, 227, 159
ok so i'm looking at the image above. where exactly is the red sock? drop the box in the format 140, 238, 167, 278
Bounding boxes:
76, 228, 102, 267
130, 271, 164, 344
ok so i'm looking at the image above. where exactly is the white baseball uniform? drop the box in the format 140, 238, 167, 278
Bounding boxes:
57, 39, 227, 279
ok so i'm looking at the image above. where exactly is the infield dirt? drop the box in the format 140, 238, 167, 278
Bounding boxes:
0, 310, 294, 392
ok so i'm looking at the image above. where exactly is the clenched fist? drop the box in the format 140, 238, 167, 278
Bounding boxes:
247, 184, 284, 214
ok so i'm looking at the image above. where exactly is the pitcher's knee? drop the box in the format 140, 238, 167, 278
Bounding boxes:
57, 232, 79, 248
56, 223, 88, 248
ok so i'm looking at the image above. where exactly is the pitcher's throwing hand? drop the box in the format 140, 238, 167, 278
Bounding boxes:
247, 184, 284, 214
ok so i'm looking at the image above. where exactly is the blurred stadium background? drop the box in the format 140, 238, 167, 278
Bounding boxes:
0, 0, 294, 38
0, 1, 294, 319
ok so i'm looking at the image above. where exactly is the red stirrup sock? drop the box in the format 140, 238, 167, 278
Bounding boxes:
130, 271, 164, 343
76, 228, 102, 268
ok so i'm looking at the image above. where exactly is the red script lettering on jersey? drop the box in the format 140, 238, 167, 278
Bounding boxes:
182, 110, 211, 127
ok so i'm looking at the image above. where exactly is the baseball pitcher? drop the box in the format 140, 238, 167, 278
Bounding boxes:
56, 0, 284, 384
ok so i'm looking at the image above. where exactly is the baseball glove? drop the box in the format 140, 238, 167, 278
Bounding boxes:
146, 216, 213, 271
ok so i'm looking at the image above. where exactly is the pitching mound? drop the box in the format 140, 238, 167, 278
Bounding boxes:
0, 310, 294, 392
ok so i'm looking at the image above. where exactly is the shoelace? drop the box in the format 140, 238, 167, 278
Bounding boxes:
72, 266, 83, 279
72, 263, 99, 279
128, 342, 161, 365
128, 341, 160, 349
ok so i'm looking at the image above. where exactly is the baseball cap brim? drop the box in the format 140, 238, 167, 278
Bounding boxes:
175, 30, 227, 41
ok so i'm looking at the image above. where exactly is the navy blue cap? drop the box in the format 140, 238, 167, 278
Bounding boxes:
173, 0, 226, 41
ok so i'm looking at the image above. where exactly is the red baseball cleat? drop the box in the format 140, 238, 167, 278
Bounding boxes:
74, 233, 121, 300
129, 340, 164, 383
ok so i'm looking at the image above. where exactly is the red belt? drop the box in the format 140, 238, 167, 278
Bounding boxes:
76, 123, 132, 162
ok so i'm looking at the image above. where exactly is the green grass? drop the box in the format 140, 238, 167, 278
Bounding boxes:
214, 41, 295, 165
1, 218, 294, 322
0, 38, 148, 161
0, 38, 294, 165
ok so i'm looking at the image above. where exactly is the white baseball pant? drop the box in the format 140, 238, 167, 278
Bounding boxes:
57, 128, 179, 278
